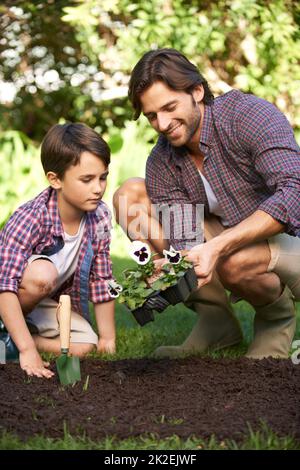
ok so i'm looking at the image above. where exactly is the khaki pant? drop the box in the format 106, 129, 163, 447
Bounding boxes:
26, 298, 98, 344
203, 215, 300, 300
25, 255, 98, 344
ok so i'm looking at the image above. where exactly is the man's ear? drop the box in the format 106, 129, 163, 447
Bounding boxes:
46, 171, 62, 189
192, 85, 204, 104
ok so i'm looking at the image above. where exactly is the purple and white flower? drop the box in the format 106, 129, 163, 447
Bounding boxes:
129, 241, 151, 265
163, 245, 182, 264
107, 279, 123, 298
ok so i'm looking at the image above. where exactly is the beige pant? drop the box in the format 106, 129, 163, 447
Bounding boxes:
25, 255, 98, 344
204, 216, 300, 301
267, 234, 300, 299
26, 298, 98, 344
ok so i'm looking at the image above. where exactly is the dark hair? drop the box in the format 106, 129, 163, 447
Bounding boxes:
41, 123, 110, 179
128, 48, 214, 120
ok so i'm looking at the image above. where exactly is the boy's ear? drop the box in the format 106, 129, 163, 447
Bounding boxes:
46, 171, 62, 189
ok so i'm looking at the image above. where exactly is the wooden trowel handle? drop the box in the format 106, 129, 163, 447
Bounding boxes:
58, 295, 71, 352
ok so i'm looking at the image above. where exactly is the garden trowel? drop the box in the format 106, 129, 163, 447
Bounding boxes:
56, 295, 81, 385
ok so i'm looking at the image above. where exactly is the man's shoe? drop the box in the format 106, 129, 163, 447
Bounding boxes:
153, 307, 243, 359
153, 271, 243, 359
246, 285, 296, 359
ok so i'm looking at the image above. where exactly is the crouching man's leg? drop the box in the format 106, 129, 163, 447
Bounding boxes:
154, 216, 243, 358
114, 182, 243, 357
218, 234, 299, 359
154, 271, 243, 358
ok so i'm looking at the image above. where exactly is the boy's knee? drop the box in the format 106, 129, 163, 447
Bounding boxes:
69, 343, 95, 357
22, 260, 58, 297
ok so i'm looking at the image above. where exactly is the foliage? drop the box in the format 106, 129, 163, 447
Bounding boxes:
61, 0, 300, 133
118, 254, 193, 310
0, 1, 131, 139
0, 130, 45, 228
1, 0, 299, 140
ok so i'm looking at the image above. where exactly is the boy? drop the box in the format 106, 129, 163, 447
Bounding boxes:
0, 123, 117, 378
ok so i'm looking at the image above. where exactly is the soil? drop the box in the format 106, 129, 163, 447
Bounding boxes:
1, 357, 300, 443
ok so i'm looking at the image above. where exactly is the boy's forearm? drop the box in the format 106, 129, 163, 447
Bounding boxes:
0, 291, 36, 352
94, 300, 116, 340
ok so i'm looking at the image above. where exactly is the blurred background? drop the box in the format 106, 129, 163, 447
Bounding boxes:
1, 0, 299, 256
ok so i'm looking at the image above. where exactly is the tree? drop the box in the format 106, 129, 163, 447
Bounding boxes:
1, 0, 299, 141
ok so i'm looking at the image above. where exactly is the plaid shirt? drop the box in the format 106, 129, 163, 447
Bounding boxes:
0, 187, 113, 315
146, 89, 300, 249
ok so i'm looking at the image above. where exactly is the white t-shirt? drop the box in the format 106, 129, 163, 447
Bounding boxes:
199, 171, 228, 226
49, 216, 86, 290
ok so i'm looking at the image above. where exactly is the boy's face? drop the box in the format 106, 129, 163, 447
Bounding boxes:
48, 151, 108, 214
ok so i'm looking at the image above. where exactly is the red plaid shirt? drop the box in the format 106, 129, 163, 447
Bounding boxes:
146, 90, 300, 249
0, 187, 113, 314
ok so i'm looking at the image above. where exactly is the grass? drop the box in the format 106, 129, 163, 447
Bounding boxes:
1, 425, 299, 450
1, 252, 300, 450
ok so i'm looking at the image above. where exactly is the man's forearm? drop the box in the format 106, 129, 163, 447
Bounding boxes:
210, 210, 285, 258
0, 291, 36, 352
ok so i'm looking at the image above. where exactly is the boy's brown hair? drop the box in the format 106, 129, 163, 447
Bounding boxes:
41, 123, 110, 179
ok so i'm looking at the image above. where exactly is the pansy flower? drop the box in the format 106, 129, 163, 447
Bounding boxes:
107, 279, 123, 298
163, 245, 182, 264
129, 241, 151, 265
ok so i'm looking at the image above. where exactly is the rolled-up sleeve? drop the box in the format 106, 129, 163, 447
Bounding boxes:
236, 99, 300, 235
0, 207, 41, 293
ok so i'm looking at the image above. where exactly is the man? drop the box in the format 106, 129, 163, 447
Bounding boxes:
114, 48, 300, 359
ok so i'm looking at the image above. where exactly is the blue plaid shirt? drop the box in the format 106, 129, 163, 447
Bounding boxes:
146, 89, 300, 249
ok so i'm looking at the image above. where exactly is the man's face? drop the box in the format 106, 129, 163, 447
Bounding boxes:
140, 81, 204, 147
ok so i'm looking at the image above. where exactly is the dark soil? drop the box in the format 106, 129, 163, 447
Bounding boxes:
1, 357, 300, 443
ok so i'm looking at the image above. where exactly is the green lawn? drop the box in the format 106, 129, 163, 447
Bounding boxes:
1, 426, 299, 450
1, 254, 300, 450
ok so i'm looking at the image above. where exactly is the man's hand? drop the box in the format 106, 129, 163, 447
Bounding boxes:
146, 258, 167, 285
97, 337, 116, 354
147, 251, 187, 284
19, 347, 54, 379
185, 241, 220, 288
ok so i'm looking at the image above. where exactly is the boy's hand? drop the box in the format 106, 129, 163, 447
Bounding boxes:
97, 338, 116, 354
19, 347, 54, 379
